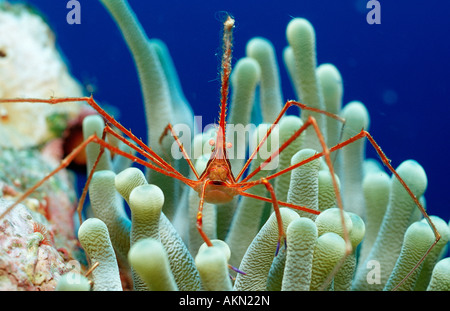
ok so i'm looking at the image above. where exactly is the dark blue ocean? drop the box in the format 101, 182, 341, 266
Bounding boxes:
24, 0, 449, 222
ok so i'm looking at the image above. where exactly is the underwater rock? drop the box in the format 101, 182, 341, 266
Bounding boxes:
0, 148, 83, 291
0, 3, 88, 291
0, 200, 78, 290
0, 2, 86, 149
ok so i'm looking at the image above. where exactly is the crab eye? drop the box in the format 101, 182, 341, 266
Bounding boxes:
226, 142, 232, 149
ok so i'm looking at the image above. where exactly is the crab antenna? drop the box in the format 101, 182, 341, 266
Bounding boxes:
218, 15, 235, 147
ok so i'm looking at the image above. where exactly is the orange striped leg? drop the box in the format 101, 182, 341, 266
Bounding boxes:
236, 99, 344, 181
159, 123, 199, 179
0, 97, 182, 179
196, 180, 213, 247
238, 177, 287, 255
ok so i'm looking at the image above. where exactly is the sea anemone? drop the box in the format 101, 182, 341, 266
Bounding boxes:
0, 0, 448, 292
58, 0, 449, 291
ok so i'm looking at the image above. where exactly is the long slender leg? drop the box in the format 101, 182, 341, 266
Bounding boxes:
197, 179, 247, 276
244, 112, 439, 248
0, 132, 197, 221
236, 96, 439, 287
245, 122, 440, 288
103, 124, 185, 179
0, 97, 181, 178
238, 114, 350, 289
339, 130, 441, 290
232, 101, 351, 278
235, 99, 344, 181
196, 180, 213, 247
241, 117, 313, 183
89, 132, 198, 184
76, 127, 109, 224
238, 190, 320, 216
240, 115, 346, 237
0, 134, 98, 220
362, 131, 441, 290
238, 178, 287, 255
263, 127, 440, 246
159, 123, 200, 179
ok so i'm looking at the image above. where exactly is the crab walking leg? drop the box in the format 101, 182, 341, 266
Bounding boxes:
0, 134, 98, 220
0, 131, 195, 222
329, 129, 441, 253
196, 180, 214, 247
88, 134, 193, 183
255, 120, 440, 252
102, 124, 184, 180
264, 127, 441, 287
297, 115, 350, 261
240, 113, 352, 287
0, 97, 182, 177
242, 114, 351, 248
237, 178, 292, 255
362, 132, 441, 289
261, 178, 285, 255
159, 122, 200, 179
242, 116, 315, 184
236, 99, 344, 182
238, 191, 320, 216
77, 123, 140, 223
76, 127, 109, 223
241, 100, 343, 183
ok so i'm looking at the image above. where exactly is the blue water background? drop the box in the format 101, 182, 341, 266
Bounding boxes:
23, 0, 450, 222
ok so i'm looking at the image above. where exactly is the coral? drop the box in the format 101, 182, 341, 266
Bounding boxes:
0, 2, 86, 149
338, 101, 370, 217
383, 221, 436, 291
233, 208, 299, 290
0, 147, 83, 290
414, 217, 450, 290
286, 148, 322, 218
0, 3, 91, 291
87, 161, 202, 291
285, 18, 326, 152
0, 200, 75, 290
55, 272, 91, 291
89, 169, 131, 264
245, 37, 282, 123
